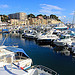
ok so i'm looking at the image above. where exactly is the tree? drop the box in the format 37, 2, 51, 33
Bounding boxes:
27, 14, 35, 18
43, 15, 47, 19
0, 15, 8, 22
37, 14, 43, 16
50, 14, 61, 21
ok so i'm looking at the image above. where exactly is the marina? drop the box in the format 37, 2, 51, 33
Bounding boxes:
0, 24, 75, 75
0, 45, 57, 75
0, 0, 75, 74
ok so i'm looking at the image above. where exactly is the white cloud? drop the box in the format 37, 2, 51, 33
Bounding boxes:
40, 4, 62, 10
0, 4, 9, 8
39, 4, 63, 15
58, 16, 62, 19
58, 16, 66, 19
70, 13, 73, 15
70, 11, 75, 15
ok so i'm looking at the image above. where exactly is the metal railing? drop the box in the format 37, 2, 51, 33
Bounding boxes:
31, 65, 59, 75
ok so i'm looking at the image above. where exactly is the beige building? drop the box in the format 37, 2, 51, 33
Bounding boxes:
42, 19, 47, 25
8, 19, 29, 25
47, 19, 61, 24
47, 19, 52, 24
8, 12, 28, 25
51, 19, 62, 24
8, 19, 19, 25
28, 17, 47, 25
8, 12, 62, 25
8, 12, 27, 20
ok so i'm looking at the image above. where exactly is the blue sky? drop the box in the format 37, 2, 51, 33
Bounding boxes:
0, 0, 75, 23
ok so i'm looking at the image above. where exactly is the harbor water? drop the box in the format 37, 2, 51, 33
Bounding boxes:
0, 33, 75, 75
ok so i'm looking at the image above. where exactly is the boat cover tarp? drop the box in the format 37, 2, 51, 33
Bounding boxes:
4, 46, 29, 58
2, 29, 9, 31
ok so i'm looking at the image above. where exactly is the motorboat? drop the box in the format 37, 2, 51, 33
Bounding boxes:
53, 34, 72, 47
54, 23, 68, 30
0, 46, 58, 75
22, 30, 37, 39
0, 46, 32, 69
37, 31, 59, 44
67, 41, 75, 54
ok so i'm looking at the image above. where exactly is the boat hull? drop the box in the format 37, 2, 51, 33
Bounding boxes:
54, 41, 66, 47
37, 39, 52, 45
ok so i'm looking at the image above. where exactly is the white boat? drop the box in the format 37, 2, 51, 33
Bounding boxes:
37, 31, 59, 44
53, 29, 61, 35
72, 46, 75, 53
0, 46, 32, 69
54, 23, 68, 30
0, 46, 58, 75
68, 42, 75, 54
22, 30, 37, 39
54, 34, 72, 46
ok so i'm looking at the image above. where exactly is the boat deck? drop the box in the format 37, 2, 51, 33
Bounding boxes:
0, 64, 56, 75
0, 65, 27, 75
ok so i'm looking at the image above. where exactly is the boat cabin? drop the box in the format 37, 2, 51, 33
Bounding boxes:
60, 34, 71, 39
0, 46, 32, 70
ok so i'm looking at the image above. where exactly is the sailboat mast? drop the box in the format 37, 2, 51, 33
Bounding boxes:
72, 11, 75, 25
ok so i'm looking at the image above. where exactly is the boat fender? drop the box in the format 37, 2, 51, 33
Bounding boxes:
20, 67, 24, 70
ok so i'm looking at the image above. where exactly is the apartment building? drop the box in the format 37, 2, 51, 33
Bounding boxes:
8, 12, 28, 25
28, 17, 47, 25
8, 12, 27, 20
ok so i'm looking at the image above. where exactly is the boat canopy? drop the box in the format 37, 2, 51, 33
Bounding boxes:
4, 46, 29, 58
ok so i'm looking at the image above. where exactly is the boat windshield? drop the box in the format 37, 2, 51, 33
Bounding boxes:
60, 36, 70, 39
42, 33, 47, 35
15, 52, 28, 60
65, 36, 70, 39
60, 36, 65, 39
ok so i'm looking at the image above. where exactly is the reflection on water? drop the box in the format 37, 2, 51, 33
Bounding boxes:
0, 33, 2, 39
53, 46, 70, 56
1, 33, 75, 57
1, 33, 75, 75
